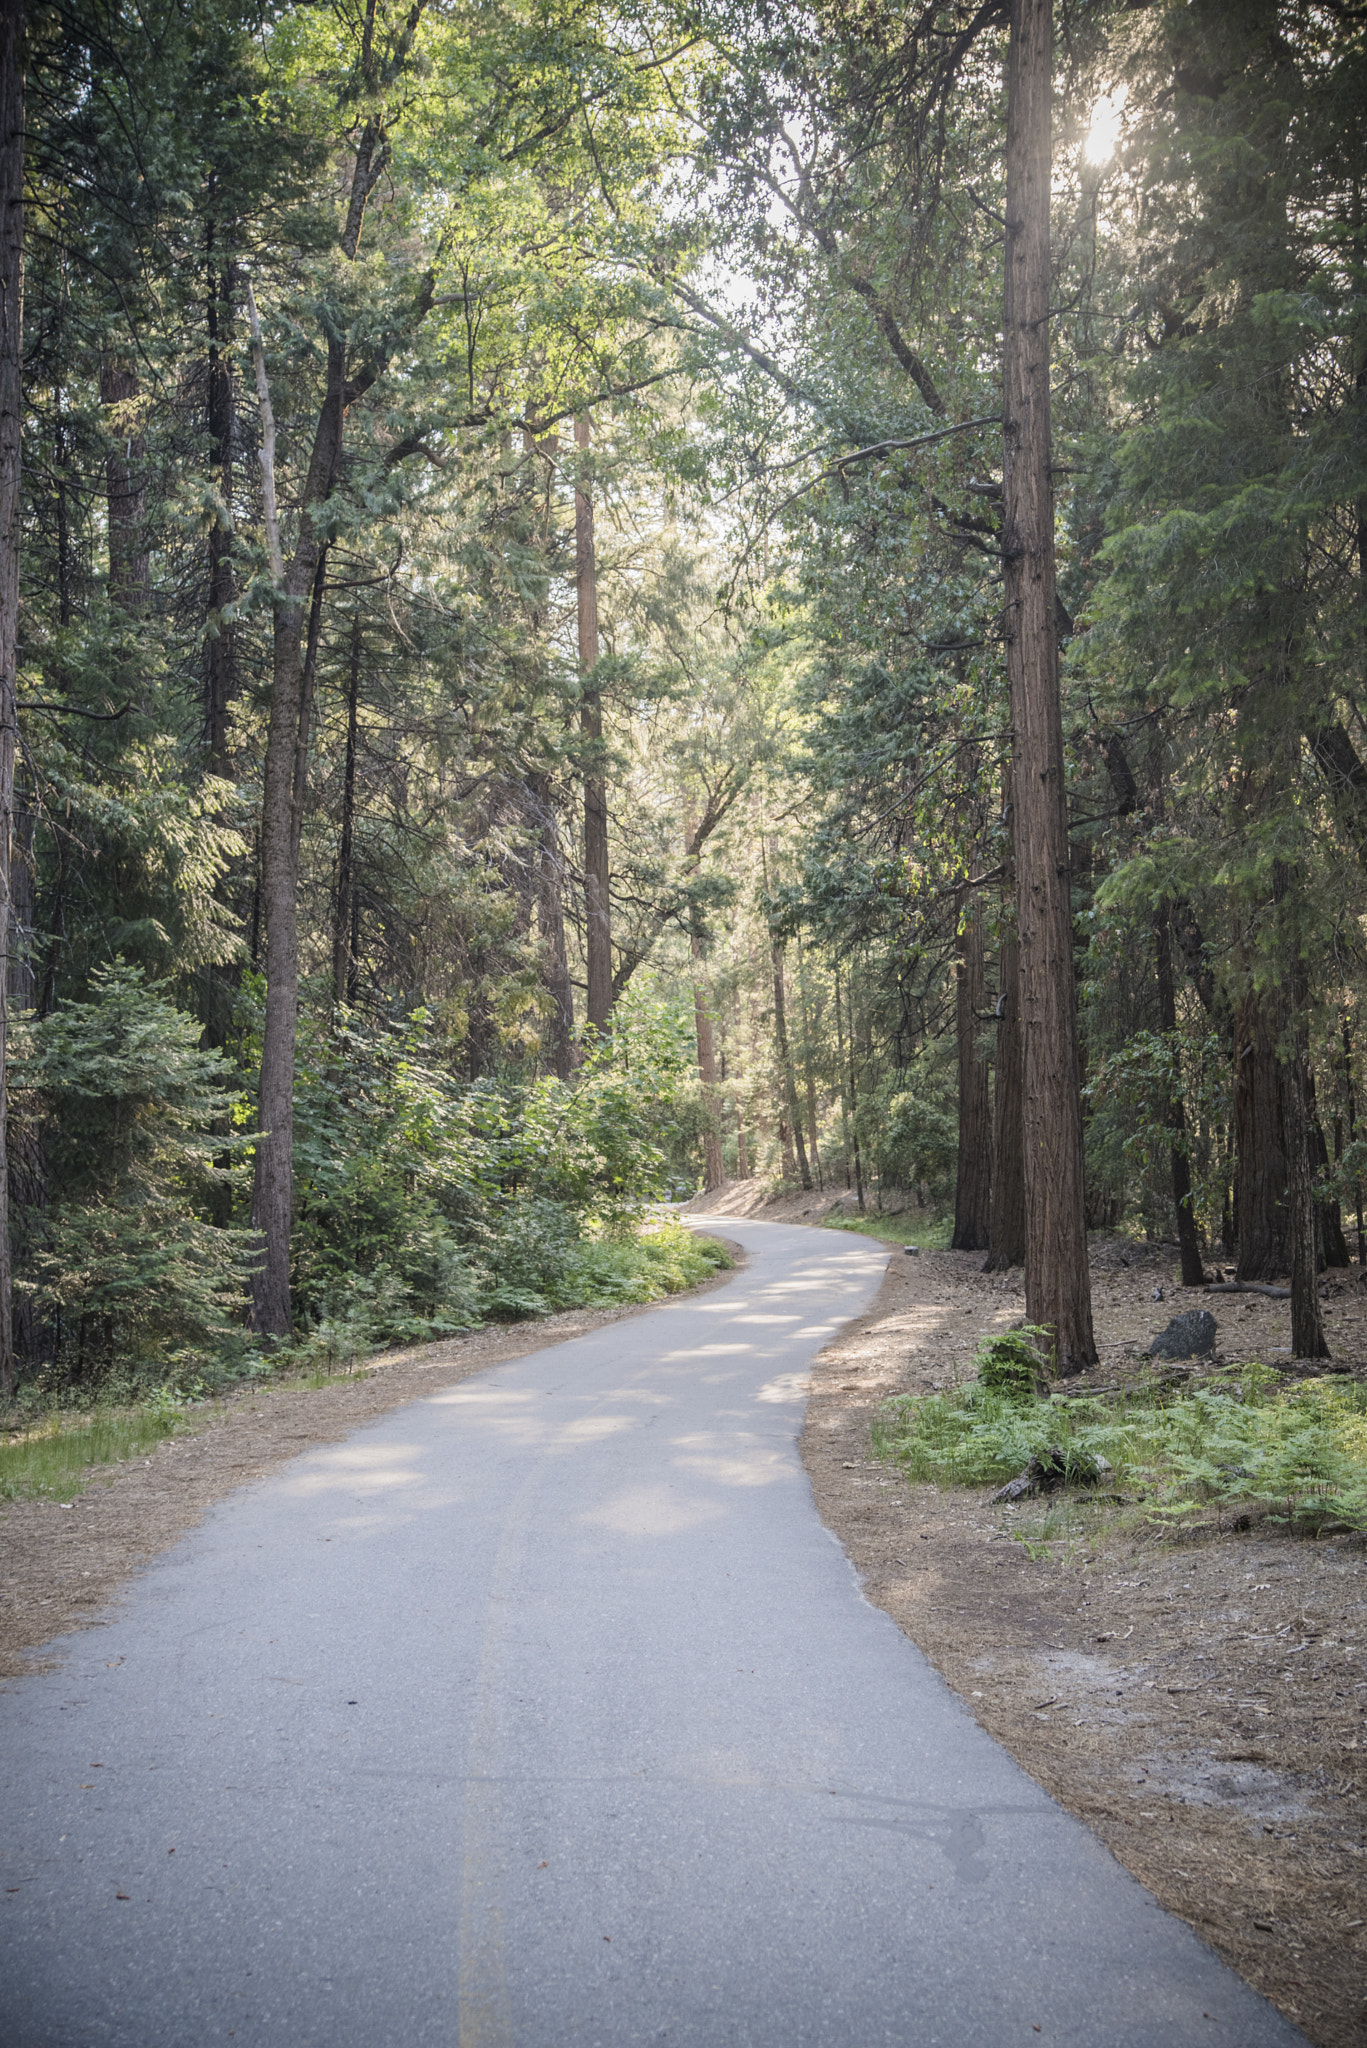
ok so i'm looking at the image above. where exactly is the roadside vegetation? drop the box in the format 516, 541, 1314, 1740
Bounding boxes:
874, 1334, 1367, 1542
1, 1218, 731, 1501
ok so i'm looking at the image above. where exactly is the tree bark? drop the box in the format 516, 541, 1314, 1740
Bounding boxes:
797, 942, 822, 1188
249, 326, 345, 1336
531, 772, 574, 1079
1154, 904, 1206, 1286
0, 0, 20, 1394
1283, 1036, 1330, 1357
984, 932, 1026, 1271
204, 235, 236, 770
1233, 989, 1292, 1281
333, 615, 361, 1006
1306, 1063, 1350, 1267
951, 893, 992, 1250
841, 963, 865, 1210
692, 933, 725, 1189
772, 939, 811, 1189
1002, 0, 1096, 1370
577, 415, 611, 1035
1344, 1017, 1366, 1266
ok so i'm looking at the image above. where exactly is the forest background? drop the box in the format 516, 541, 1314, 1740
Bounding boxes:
1, 0, 1365, 1408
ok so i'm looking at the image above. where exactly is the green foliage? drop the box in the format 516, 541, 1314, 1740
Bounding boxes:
974, 1327, 1052, 1401
0, 1395, 196, 1503
874, 1368, 1367, 1534
11, 967, 256, 1394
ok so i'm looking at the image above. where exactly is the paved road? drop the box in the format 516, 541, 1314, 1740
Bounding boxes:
1, 1220, 1302, 2047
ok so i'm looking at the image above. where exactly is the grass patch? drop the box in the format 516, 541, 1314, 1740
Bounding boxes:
0, 1391, 194, 1502
822, 1207, 953, 1249
873, 1351, 1367, 1535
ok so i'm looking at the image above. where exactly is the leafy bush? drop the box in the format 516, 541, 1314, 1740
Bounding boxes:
873, 1366, 1367, 1533
11, 964, 256, 1394
975, 1327, 1052, 1400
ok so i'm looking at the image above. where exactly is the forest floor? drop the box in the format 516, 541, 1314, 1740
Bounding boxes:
688, 1184, 1367, 2048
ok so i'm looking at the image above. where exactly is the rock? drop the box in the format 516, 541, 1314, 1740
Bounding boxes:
904, 1245, 920, 1256
1149, 1309, 1217, 1360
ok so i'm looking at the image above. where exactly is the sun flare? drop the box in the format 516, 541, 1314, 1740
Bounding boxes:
1084, 85, 1128, 164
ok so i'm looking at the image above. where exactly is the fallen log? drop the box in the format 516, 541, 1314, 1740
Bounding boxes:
1203, 1281, 1291, 1299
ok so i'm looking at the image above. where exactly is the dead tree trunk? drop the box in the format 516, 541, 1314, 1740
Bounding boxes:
1002, 0, 1096, 1369
951, 893, 992, 1250
0, 0, 21, 1394
576, 415, 611, 1036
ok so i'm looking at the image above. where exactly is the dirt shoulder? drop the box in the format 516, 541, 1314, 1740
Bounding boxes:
800, 1241, 1366, 2048
0, 1247, 742, 1683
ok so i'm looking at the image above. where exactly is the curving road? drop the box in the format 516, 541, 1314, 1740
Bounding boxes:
0, 1219, 1302, 2047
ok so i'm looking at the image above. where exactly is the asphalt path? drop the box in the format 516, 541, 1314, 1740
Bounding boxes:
1, 1219, 1304, 2047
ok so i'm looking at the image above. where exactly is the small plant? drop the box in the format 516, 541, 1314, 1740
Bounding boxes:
973, 1326, 1052, 1401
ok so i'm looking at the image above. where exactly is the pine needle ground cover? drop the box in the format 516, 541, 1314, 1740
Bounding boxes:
873, 1338, 1367, 1536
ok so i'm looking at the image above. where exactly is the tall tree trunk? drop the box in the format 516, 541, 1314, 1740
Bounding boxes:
692, 933, 725, 1189
1306, 1064, 1350, 1267
1344, 1017, 1366, 1266
100, 355, 149, 614
1284, 1035, 1330, 1358
246, 58, 435, 1333
1002, 0, 1096, 1369
834, 955, 853, 1190
1233, 989, 1292, 1280
204, 235, 235, 770
951, 893, 992, 1250
333, 615, 361, 1006
772, 939, 811, 1190
984, 932, 1026, 1271
577, 415, 611, 1035
1155, 904, 1206, 1286
797, 941, 822, 1188
0, 0, 20, 1395
530, 772, 573, 1079
844, 965, 865, 1210
249, 328, 345, 1337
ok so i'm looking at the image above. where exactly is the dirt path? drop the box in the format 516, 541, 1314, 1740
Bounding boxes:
797, 1239, 1366, 2048
0, 1260, 742, 1683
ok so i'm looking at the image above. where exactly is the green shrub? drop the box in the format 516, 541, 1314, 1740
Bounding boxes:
974, 1327, 1052, 1400
11, 964, 256, 1395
